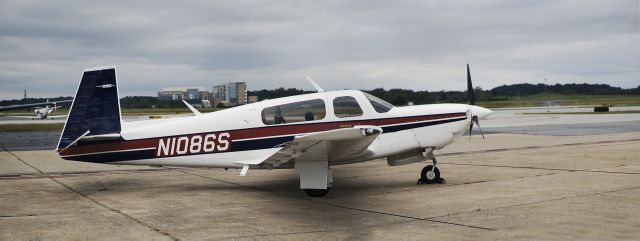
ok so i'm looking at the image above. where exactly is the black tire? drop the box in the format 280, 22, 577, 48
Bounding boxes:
304, 188, 330, 197
420, 165, 440, 184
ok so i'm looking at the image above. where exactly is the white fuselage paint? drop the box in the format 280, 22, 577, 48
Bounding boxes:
111, 90, 490, 168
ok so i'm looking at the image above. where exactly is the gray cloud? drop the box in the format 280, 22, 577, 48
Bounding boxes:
0, 0, 638, 99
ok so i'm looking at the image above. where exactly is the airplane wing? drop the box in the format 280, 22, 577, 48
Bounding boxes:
0, 100, 72, 111
5, 115, 38, 119
258, 125, 383, 168
48, 115, 67, 119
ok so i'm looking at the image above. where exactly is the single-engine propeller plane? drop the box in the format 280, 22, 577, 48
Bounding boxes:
56, 65, 492, 197
1, 99, 71, 120
8, 103, 67, 120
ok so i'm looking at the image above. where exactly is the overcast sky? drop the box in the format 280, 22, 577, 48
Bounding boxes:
1, 0, 638, 99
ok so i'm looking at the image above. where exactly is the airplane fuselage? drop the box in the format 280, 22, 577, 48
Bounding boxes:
58, 90, 490, 169
56, 66, 491, 196
35, 108, 50, 119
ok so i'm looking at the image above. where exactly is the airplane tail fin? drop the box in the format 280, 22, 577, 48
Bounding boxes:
57, 66, 123, 151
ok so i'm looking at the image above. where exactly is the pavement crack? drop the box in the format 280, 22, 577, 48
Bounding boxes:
0, 168, 174, 180
426, 185, 640, 220
0, 214, 38, 218
304, 199, 498, 231
1, 146, 180, 241
176, 169, 497, 232
444, 163, 640, 175
440, 138, 640, 157
217, 219, 419, 239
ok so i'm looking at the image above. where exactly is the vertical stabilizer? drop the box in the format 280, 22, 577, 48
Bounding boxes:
57, 66, 122, 150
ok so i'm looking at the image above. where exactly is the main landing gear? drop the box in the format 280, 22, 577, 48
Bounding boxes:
304, 188, 330, 197
417, 158, 446, 184
297, 162, 333, 197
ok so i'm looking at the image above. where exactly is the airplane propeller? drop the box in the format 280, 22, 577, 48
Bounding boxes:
470, 115, 484, 139
467, 64, 484, 140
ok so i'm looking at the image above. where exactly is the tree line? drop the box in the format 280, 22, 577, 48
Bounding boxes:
2, 83, 638, 108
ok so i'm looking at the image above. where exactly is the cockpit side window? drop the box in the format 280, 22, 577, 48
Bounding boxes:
261, 99, 326, 125
364, 93, 394, 113
333, 96, 363, 118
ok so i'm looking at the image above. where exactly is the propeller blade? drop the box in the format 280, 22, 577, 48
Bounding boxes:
472, 116, 485, 139
467, 64, 475, 105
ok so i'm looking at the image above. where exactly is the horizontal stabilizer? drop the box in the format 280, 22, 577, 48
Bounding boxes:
80, 133, 122, 141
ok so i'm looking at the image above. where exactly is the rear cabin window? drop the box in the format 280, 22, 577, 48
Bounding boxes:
261, 99, 326, 125
333, 96, 363, 118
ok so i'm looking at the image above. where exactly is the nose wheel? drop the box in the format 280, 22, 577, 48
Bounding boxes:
417, 159, 445, 184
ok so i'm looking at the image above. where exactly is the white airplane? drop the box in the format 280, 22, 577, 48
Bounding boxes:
6, 102, 67, 120
56, 65, 492, 197
0, 99, 72, 111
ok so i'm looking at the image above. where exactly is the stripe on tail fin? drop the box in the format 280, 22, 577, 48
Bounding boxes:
57, 66, 122, 150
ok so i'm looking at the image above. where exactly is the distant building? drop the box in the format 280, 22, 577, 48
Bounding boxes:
158, 87, 210, 101
159, 82, 248, 108
212, 82, 247, 106
201, 100, 211, 108
212, 85, 227, 102
158, 88, 184, 101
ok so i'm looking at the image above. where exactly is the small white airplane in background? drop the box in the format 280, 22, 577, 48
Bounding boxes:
1, 99, 71, 110
56, 65, 491, 197
7, 102, 67, 120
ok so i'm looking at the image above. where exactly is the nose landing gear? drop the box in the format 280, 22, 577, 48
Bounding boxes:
417, 158, 445, 184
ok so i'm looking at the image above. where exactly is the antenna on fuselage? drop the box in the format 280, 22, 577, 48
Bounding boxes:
182, 100, 202, 116
305, 76, 325, 93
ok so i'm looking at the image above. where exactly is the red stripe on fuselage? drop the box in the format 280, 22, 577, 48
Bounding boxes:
58, 112, 466, 157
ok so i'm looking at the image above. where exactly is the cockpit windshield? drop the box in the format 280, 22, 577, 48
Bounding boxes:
364, 93, 394, 113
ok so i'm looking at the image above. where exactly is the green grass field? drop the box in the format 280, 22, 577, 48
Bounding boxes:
476, 94, 640, 108
1, 94, 639, 132
523, 111, 640, 115
0, 108, 222, 116
1, 94, 639, 117
0, 123, 64, 132
120, 108, 221, 115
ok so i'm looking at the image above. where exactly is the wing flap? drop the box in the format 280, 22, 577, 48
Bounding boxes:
295, 125, 381, 142
261, 126, 383, 168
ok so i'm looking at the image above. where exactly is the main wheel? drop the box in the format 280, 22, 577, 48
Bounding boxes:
304, 188, 330, 197
420, 165, 440, 184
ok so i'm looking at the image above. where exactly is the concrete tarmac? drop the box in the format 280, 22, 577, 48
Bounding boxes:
1, 110, 640, 240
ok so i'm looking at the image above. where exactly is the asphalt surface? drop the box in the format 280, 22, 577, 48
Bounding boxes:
480, 120, 640, 136
0, 131, 60, 151
2, 132, 639, 240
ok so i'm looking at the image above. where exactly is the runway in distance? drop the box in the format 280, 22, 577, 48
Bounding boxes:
56, 65, 492, 197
